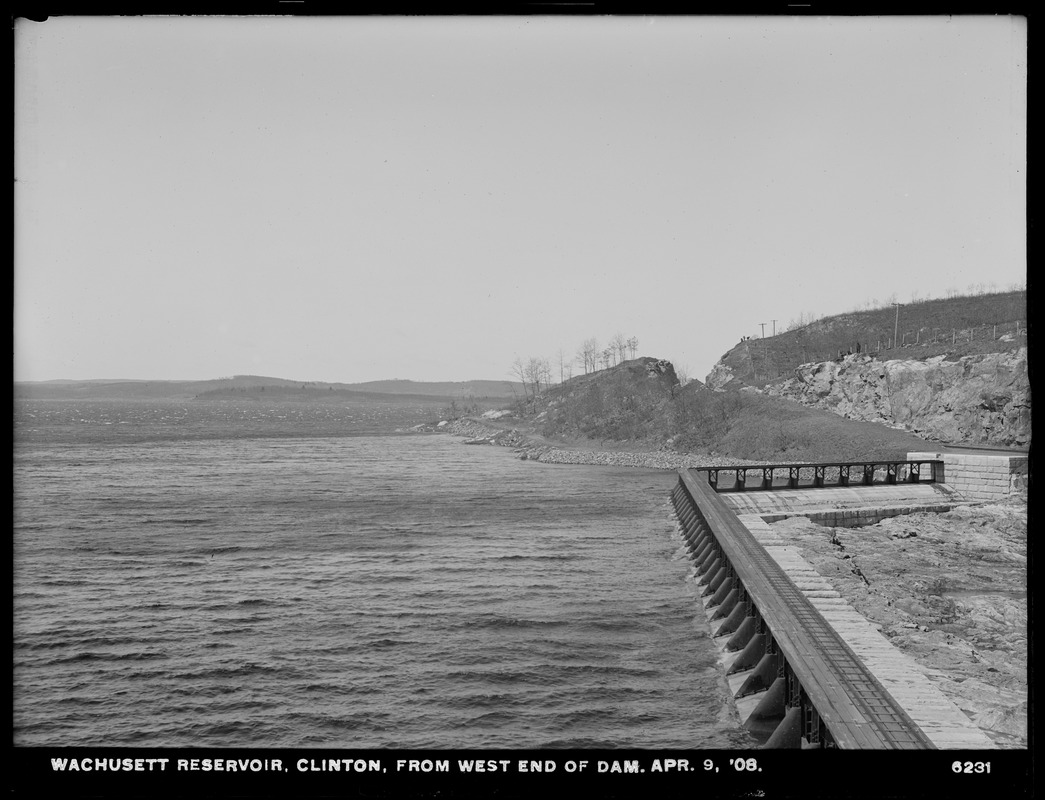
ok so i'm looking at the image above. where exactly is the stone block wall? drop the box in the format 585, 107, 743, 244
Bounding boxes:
908, 451, 1029, 502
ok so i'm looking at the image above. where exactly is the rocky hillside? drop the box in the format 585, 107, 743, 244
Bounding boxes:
527, 356, 684, 442
484, 356, 930, 463
759, 348, 1029, 447
706, 290, 1026, 388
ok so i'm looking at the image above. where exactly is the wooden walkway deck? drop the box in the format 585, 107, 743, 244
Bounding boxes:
736, 512, 995, 749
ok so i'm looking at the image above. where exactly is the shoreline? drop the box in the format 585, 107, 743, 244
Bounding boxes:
436, 417, 766, 470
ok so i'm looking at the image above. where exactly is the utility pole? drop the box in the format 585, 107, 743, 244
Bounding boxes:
893, 303, 902, 350
772, 319, 777, 337
758, 323, 768, 381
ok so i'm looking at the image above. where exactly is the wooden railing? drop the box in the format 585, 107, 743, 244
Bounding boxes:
697, 460, 942, 493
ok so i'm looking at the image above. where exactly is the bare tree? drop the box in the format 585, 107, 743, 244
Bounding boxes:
587, 339, 601, 373
626, 336, 638, 359
539, 358, 552, 390
524, 357, 551, 400
785, 310, 821, 332
524, 358, 541, 399
578, 337, 600, 375
511, 357, 529, 402
609, 332, 628, 363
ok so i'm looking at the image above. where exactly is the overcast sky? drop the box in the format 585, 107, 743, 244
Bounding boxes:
14, 15, 1026, 384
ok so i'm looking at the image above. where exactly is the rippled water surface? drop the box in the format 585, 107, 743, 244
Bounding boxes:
14, 400, 750, 748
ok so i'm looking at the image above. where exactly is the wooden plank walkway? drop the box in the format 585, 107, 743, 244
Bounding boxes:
679, 470, 934, 749
737, 512, 995, 749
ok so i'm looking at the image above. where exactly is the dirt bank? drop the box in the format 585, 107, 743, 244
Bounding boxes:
768, 498, 1027, 748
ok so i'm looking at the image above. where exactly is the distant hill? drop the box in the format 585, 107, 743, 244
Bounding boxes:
707, 290, 1027, 388
15, 378, 223, 400
340, 379, 521, 399
14, 375, 523, 402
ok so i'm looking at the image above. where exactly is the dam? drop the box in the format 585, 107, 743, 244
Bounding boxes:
671, 455, 1022, 749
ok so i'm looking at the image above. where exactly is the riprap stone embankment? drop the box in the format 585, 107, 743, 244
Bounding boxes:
441, 418, 762, 470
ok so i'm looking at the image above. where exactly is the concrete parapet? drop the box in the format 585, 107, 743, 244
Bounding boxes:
908, 451, 1029, 502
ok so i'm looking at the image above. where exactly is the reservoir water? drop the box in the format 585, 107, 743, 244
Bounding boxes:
14, 399, 753, 749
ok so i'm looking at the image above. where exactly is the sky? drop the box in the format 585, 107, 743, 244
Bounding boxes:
14, 15, 1027, 385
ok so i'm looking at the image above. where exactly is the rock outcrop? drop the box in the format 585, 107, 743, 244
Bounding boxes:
705, 342, 753, 391
704, 360, 741, 391
760, 348, 1029, 447
644, 358, 676, 380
